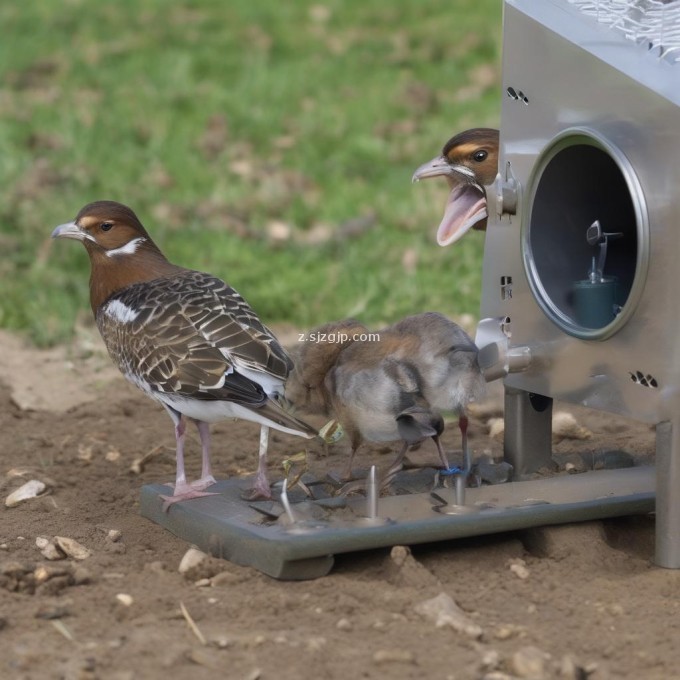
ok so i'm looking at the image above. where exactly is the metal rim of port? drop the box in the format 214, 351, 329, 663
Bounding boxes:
522, 126, 650, 341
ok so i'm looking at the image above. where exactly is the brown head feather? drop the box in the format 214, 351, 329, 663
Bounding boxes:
63, 201, 184, 313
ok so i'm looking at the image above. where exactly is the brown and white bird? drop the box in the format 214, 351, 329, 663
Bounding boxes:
412, 127, 499, 247
52, 201, 316, 506
287, 313, 485, 481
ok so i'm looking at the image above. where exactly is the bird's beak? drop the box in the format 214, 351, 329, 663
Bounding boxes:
412, 155, 487, 247
411, 155, 456, 183
435, 183, 487, 247
51, 221, 85, 241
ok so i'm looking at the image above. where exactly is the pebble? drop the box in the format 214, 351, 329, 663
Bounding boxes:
211, 570, 240, 586
34, 564, 70, 585
178, 547, 208, 575
336, 618, 352, 631
507, 558, 530, 580
54, 536, 91, 560
5, 480, 47, 507
414, 592, 483, 639
509, 646, 551, 679
35, 537, 64, 561
494, 623, 525, 640
185, 647, 221, 670
480, 649, 501, 671
385, 545, 440, 589
372, 649, 416, 665
116, 593, 134, 607
107, 530, 122, 543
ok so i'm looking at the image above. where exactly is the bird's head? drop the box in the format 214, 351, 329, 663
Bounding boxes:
412, 127, 499, 247
52, 200, 178, 313
51, 200, 157, 257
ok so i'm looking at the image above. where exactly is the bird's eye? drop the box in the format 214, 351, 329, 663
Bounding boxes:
100, 222, 114, 232
473, 150, 488, 162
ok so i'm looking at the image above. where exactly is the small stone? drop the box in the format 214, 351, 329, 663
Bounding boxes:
482, 673, 516, 680
54, 536, 91, 560
178, 547, 208, 575
480, 649, 501, 670
336, 618, 352, 631
211, 570, 240, 586
186, 647, 221, 669
494, 624, 524, 640
116, 593, 134, 607
211, 636, 232, 649
34, 564, 71, 585
107, 530, 122, 543
385, 545, 440, 588
510, 646, 551, 679
414, 592, 483, 639
559, 654, 585, 679
5, 480, 47, 507
508, 558, 530, 580
35, 537, 65, 561
105, 448, 121, 462
372, 649, 416, 664
194, 578, 212, 588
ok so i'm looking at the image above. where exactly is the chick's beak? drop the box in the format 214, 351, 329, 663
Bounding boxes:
52, 221, 84, 241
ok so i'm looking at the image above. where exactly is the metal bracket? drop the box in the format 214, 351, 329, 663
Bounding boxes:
495, 161, 519, 216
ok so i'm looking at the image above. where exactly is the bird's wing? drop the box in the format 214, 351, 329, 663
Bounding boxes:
97, 270, 291, 404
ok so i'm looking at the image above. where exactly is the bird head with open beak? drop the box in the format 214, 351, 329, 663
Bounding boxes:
412, 127, 499, 247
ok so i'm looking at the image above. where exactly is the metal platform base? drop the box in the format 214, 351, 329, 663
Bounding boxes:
140, 466, 654, 580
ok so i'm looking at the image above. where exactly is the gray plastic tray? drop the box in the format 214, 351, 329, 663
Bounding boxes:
140, 466, 654, 579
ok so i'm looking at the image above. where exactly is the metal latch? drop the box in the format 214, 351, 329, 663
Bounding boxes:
475, 316, 532, 382
495, 161, 519, 216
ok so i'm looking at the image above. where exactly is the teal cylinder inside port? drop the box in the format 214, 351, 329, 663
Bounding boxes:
572, 277, 617, 329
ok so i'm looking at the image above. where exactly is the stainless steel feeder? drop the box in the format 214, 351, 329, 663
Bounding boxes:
477, 0, 680, 568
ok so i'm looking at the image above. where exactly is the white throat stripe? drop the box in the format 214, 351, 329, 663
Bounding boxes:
105, 299, 140, 323
105, 237, 146, 258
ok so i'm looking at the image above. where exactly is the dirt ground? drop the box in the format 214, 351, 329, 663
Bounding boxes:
1, 326, 678, 680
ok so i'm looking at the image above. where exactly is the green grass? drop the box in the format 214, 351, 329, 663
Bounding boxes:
0, 0, 501, 345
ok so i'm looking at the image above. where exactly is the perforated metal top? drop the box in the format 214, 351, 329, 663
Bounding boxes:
567, 0, 680, 62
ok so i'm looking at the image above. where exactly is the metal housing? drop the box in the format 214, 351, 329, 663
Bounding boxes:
477, 0, 680, 566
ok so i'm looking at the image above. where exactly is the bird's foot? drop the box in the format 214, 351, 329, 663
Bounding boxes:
189, 475, 217, 491
242, 476, 272, 501
160, 483, 219, 512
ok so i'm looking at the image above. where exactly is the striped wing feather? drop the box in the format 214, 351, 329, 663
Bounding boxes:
97, 271, 291, 405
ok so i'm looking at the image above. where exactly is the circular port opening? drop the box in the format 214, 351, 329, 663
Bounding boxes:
523, 128, 649, 340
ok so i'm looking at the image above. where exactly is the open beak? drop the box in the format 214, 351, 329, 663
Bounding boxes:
412, 155, 487, 247
435, 183, 487, 247
52, 221, 85, 241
